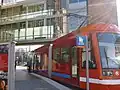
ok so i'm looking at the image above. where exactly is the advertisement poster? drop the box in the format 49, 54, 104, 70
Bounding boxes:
0, 44, 9, 90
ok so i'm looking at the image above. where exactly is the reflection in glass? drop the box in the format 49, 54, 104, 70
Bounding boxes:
98, 33, 120, 68
19, 29, 25, 40
26, 28, 33, 40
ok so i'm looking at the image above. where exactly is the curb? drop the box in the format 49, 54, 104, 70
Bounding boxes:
30, 73, 72, 90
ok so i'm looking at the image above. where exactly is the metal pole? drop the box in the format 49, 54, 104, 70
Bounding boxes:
86, 36, 89, 90
48, 44, 53, 78
63, 9, 68, 35
8, 42, 15, 90
86, 0, 89, 24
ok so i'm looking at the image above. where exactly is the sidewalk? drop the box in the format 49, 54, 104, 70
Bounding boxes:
15, 66, 72, 90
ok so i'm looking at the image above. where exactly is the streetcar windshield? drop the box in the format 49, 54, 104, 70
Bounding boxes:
98, 33, 120, 69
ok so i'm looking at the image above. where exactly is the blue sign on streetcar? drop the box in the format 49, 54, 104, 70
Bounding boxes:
76, 36, 86, 46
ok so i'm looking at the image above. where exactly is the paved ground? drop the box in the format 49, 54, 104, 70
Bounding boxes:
15, 66, 59, 90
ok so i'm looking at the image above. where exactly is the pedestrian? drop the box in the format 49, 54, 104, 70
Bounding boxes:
15, 60, 17, 71
27, 60, 32, 73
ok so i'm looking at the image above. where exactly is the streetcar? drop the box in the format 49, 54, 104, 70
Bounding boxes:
32, 24, 120, 90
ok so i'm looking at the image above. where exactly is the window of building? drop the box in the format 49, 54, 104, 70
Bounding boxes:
26, 29, 33, 40
53, 48, 61, 62
13, 6, 21, 15
21, 6, 26, 14
0, 27, 3, 40
34, 27, 41, 39
39, 4, 44, 11
79, 0, 85, 2
14, 29, 19, 40
35, 19, 44, 27
34, 20, 44, 39
1, 25, 6, 41
6, 24, 13, 41
47, 18, 55, 26
34, 27, 43, 39
12, 23, 18, 30
28, 21, 33, 28
61, 48, 70, 63
7, 8, 12, 17
28, 5, 34, 13
0, 30, 2, 40
26, 21, 33, 40
20, 22, 26, 29
1, 9, 7, 17
34, 4, 44, 12
12, 23, 19, 40
19, 29, 25, 40
47, 26, 54, 38
6, 24, 11, 31
19, 22, 26, 40
82, 40, 96, 69
69, 0, 85, 4
69, 0, 78, 3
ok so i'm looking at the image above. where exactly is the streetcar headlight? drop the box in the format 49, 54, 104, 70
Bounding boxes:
102, 71, 113, 76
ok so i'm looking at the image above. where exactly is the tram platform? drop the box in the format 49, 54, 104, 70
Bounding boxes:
15, 66, 72, 90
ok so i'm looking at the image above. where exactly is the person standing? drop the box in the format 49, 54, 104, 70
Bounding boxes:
15, 60, 17, 71
27, 60, 32, 73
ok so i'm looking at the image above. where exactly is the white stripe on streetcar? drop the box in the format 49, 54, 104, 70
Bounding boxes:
80, 77, 120, 85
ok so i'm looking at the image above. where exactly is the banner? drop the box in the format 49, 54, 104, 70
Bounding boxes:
0, 44, 9, 90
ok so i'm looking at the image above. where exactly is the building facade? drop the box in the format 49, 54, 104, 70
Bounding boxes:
0, 0, 67, 44
66, 0, 88, 32
64, 0, 118, 32
88, 0, 118, 25
0, 0, 118, 44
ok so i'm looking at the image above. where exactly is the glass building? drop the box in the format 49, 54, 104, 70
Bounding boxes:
0, 0, 88, 43
68, 0, 87, 32
0, 0, 66, 43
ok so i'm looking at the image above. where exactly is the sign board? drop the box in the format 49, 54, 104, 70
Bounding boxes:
0, 42, 15, 90
76, 36, 86, 46
76, 36, 89, 90
0, 44, 9, 90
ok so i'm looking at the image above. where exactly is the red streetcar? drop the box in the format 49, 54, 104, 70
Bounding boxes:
32, 24, 120, 90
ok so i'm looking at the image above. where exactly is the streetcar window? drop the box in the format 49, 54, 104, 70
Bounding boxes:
71, 47, 77, 65
71, 47, 78, 77
61, 48, 70, 63
98, 33, 120, 69
53, 48, 61, 62
82, 40, 96, 69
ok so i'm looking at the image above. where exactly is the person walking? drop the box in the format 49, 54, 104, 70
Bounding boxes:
27, 60, 32, 73
15, 60, 17, 71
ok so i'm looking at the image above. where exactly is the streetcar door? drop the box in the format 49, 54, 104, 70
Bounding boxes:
71, 47, 79, 86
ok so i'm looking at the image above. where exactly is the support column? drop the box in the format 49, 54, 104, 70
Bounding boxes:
25, 6, 28, 40
25, 21, 28, 40
48, 44, 53, 78
44, 1, 47, 26
8, 42, 15, 90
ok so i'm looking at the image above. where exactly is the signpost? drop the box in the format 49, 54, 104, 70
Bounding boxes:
76, 36, 89, 90
0, 42, 15, 90
8, 42, 15, 90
